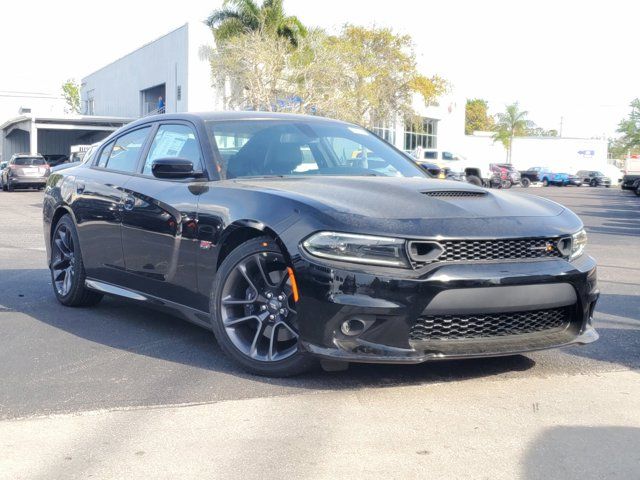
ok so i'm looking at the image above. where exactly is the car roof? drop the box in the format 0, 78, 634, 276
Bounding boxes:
121, 111, 356, 131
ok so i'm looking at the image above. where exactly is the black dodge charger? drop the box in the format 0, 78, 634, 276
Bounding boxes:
43, 112, 599, 376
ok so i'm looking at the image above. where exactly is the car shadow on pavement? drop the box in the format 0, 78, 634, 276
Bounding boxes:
0, 268, 536, 390
523, 426, 640, 479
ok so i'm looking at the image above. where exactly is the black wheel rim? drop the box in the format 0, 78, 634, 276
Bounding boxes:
51, 224, 75, 296
220, 252, 299, 362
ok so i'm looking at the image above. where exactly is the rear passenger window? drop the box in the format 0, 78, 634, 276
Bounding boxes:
104, 127, 151, 173
143, 124, 202, 176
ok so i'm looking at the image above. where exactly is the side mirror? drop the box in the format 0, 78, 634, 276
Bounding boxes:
151, 158, 203, 179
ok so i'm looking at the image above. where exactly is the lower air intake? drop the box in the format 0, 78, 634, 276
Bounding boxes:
410, 307, 570, 341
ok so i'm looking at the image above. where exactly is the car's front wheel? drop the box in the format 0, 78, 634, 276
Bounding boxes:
542, 178, 549, 187
50, 215, 103, 306
210, 236, 315, 376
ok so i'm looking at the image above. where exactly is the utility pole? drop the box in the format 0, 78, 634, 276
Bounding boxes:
559, 116, 563, 137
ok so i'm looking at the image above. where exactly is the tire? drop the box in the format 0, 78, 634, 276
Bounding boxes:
501, 180, 512, 189
50, 214, 103, 307
542, 178, 549, 187
590, 179, 597, 187
521, 178, 531, 188
7, 179, 14, 192
210, 236, 316, 377
635, 187, 640, 197
467, 175, 482, 187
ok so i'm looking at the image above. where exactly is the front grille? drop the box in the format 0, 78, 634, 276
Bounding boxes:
409, 307, 570, 341
422, 190, 486, 198
415, 238, 564, 266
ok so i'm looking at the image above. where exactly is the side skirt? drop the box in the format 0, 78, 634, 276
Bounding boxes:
85, 279, 212, 330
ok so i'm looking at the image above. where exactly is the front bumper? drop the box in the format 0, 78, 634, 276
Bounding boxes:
293, 255, 599, 363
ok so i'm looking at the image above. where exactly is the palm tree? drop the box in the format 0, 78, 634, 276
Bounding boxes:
206, 0, 307, 47
493, 102, 534, 163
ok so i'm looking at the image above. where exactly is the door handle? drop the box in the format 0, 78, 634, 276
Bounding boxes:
123, 195, 135, 211
76, 182, 85, 194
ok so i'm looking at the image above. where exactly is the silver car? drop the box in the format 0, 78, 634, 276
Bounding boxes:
1, 154, 50, 191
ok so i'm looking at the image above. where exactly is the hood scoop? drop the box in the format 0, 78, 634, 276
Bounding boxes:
422, 190, 487, 198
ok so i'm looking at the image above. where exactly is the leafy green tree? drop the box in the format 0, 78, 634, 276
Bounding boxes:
492, 102, 534, 163
206, 0, 307, 47
615, 98, 640, 155
210, 25, 448, 127
61, 79, 80, 114
465, 98, 494, 135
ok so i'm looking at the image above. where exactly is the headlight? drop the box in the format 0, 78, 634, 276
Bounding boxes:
302, 232, 409, 268
570, 229, 587, 260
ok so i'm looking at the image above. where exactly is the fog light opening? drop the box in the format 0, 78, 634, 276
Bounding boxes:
341, 318, 366, 336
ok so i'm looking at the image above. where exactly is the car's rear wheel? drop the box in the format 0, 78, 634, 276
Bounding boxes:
542, 178, 549, 187
590, 179, 597, 187
210, 236, 315, 376
521, 177, 531, 188
50, 215, 103, 306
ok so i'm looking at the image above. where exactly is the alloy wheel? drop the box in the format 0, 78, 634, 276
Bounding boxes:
219, 252, 299, 362
51, 224, 76, 297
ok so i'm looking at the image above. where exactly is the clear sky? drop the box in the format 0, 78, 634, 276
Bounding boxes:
1, 0, 637, 138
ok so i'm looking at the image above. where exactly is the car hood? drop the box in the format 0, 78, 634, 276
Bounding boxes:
232, 176, 565, 218
227, 177, 581, 238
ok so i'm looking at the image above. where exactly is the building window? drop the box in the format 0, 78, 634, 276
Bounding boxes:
404, 118, 438, 151
85, 90, 95, 115
371, 121, 396, 145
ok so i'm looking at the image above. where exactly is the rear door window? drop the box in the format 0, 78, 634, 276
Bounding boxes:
104, 127, 151, 173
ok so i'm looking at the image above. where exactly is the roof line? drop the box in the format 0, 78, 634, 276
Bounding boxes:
82, 23, 190, 81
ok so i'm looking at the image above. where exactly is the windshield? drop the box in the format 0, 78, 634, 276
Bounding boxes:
207, 120, 426, 179
13, 157, 45, 166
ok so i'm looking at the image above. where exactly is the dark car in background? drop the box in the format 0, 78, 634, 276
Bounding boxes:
520, 166, 549, 185
51, 143, 101, 173
43, 112, 598, 376
1, 154, 50, 191
576, 170, 611, 187
43, 154, 69, 168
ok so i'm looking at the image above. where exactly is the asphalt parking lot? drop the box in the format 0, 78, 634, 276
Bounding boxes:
1, 185, 639, 479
